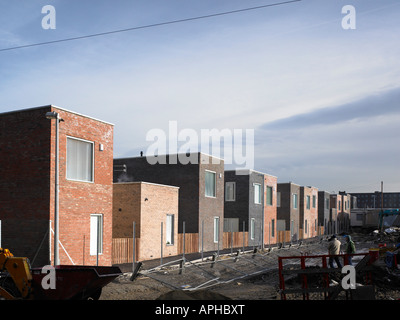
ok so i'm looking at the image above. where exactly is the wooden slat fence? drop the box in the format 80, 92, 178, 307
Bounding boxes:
177, 233, 199, 254
112, 238, 137, 265
223, 231, 249, 249
277, 230, 291, 243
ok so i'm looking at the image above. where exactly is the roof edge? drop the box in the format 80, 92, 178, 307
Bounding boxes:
0, 104, 114, 126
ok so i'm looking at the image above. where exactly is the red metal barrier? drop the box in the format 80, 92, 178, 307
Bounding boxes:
278, 252, 373, 300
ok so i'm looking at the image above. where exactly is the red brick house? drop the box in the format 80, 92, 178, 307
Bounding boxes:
113, 182, 179, 261
263, 173, 278, 246
0, 105, 114, 267
300, 186, 319, 239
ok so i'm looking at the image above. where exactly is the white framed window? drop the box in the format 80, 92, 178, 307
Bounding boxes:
306, 195, 311, 209
271, 219, 275, 238
291, 220, 294, 238
205, 170, 216, 198
266, 186, 273, 206
254, 183, 261, 204
250, 218, 256, 240
225, 182, 236, 201
277, 192, 281, 207
90, 214, 103, 256
166, 214, 174, 245
213, 217, 220, 243
224, 218, 239, 232
325, 198, 330, 210
293, 193, 298, 209
67, 137, 94, 182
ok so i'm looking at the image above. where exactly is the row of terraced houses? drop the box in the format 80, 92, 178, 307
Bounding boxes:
0, 106, 356, 267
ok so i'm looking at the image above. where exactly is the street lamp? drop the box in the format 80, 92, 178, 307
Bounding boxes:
46, 111, 63, 266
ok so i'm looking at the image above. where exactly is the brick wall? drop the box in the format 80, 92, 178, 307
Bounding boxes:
114, 153, 224, 253
318, 191, 331, 233
300, 186, 318, 239
53, 107, 114, 266
277, 183, 300, 241
113, 182, 179, 261
224, 171, 249, 230
264, 174, 277, 245
0, 106, 114, 267
0, 107, 52, 265
198, 154, 224, 252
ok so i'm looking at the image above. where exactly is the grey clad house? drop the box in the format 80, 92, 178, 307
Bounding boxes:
277, 182, 300, 242
224, 170, 265, 247
318, 191, 331, 235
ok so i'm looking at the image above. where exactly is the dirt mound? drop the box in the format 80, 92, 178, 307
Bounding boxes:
156, 289, 231, 300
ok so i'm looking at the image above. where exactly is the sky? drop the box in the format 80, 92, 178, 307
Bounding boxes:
0, 0, 399, 193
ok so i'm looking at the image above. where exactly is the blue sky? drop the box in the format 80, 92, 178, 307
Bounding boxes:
1, 0, 399, 193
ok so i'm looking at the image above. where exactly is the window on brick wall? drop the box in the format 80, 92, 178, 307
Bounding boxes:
306, 196, 311, 209
271, 219, 275, 238
250, 218, 256, 240
293, 193, 298, 209
166, 214, 174, 245
90, 214, 103, 256
313, 195, 316, 208
67, 137, 94, 182
254, 183, 261, 204
266, 186, 273, 206
225, 182, 236, 201
205, 170, 216, 198
213, 217, 220, 243
277, 192, 281, 207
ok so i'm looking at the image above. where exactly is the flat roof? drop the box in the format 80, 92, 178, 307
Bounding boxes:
113, 181, 180, 189
225, 168, 277, 178
0, 104, 114, 126
277, 182, 301, 186
115, 151, 224, 162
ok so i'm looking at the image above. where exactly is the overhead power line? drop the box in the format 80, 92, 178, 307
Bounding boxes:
0, 0, 301, 52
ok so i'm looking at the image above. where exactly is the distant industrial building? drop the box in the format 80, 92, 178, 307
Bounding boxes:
350, 192, 400, 210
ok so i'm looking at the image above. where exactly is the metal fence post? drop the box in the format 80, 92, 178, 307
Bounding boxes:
182, 221, 186, 262
242, 221, 245, 253
201, 220, 204, 261
230, 220, 233, 255
133, 221, 136, 272
160, 222, 163, 266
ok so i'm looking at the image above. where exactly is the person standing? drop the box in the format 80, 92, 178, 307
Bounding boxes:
328, 235, 342, 268
344, 235, 356, 265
